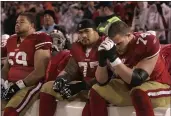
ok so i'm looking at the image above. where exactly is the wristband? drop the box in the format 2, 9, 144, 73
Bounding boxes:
110, 58, 122, 67
16, 80, 26, 89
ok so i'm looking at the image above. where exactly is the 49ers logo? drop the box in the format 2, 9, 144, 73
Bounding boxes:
8, 51, 27, 66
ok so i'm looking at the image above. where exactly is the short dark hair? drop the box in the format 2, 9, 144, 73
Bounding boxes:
108, 21, 131, 38
19, 12, 36, 27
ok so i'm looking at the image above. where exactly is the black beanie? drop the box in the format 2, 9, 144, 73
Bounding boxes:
77, 19, 96, 31
44, 10, 56, 21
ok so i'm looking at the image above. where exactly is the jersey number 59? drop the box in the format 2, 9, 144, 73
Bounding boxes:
8, 52, 28, 66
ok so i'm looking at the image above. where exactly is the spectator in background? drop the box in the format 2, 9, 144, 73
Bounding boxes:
1, 8, 7, 34
58, 3, 83, 43
147, 2, 171, 43
4, 7, 18, 35
113, 2, 125, 21
124, 2, 137, 26
82, 1, 96, 19
131, 2, 148, 32
59, 3, 83, 34
40, 10, 57, 34
94, 1, 121, 35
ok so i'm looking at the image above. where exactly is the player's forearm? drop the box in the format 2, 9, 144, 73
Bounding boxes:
63, 57, 80, 81
1, 68, 8, 80
1, 60, 10, 80
23, 69, 45, 86
112, 63, 133, 84
95, 66, 109, 84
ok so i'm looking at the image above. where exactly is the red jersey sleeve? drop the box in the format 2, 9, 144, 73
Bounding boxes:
34, 32, 52, 50
145, 34, 160, 59
135, 32, 160, 59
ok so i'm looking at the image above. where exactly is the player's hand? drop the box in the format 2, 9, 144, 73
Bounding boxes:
98, 38, 117, 65
59, 81, 88, 99
3, 80, 26, 100
1, 79, 13, 100
53, 77, 69, 92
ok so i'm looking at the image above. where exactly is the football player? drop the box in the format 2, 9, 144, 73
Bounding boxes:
85, 21, 171, 116
1, 12, 52, 116
39, 19, 105, 116
1, 34, 10, 68
160, 44, 171, 75
46, 25, 71, 82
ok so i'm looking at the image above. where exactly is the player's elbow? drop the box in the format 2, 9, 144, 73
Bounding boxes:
130, 68, 149, 87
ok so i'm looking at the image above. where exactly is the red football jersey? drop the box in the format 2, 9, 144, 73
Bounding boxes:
118, 32, 171, 85
71, 38, 103, 82
45, 50, 71, 82
160, 44, 171, 75
6, 32, 52, 82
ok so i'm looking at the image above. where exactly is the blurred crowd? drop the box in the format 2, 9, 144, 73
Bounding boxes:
1, 1, 171, 43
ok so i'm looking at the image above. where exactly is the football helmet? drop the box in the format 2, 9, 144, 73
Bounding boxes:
1, 34, 10, 48
50, 26, 66, 52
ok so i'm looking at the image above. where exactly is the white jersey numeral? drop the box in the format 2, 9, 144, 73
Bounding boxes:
8, 52, 28, 66
78, 62, 88, 77
136, 33, 151, 45
78, 61, 98, 77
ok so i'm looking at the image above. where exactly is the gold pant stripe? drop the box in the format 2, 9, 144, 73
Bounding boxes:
16, 82, 42, 113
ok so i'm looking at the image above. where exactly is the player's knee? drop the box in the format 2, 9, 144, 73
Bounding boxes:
4, 107, 18, 116
90, 85, 105, 98
40, 81, 54, 93
91, 84, 109, 97
92, 84, 101, 92
40, 81, 63, 100
130, 88, 144, 96
88, 88, 103, 102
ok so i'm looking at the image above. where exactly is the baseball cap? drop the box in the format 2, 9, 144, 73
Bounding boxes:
95, 1, 113, 9
77, 19, 96, 31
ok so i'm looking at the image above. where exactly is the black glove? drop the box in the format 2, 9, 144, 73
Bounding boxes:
59, 81, 88, 99
98, 49, 108, 67
1, 79, 12, 100
3, 84, 20, 100
1, 85, 6, 99
98, 38, 118, 66
3, 80, 26, 100
106, 44, 117, 63
53, 75, 70, 92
